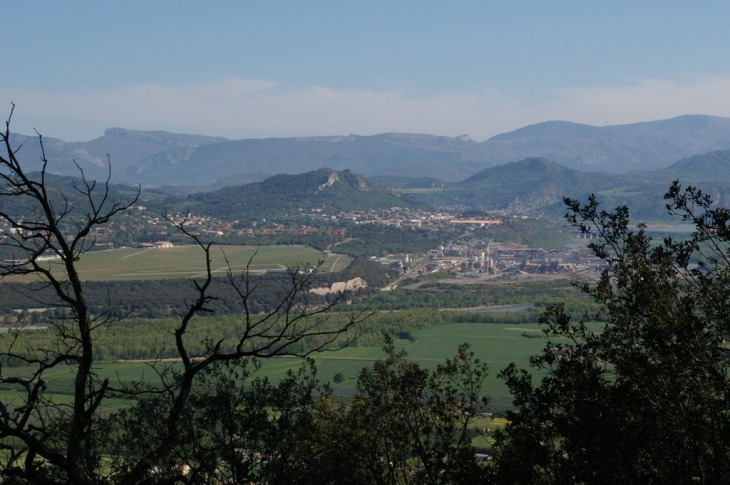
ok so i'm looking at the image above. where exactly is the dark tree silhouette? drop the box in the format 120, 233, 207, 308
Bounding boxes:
0, 105, 370, 485
493, 186, 730, 485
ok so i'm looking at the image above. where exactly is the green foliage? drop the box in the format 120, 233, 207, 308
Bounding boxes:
492, 184, 730, 484
0, 256, 391, 317
0, 309, 537, 365
105, 359, 325, 484
182, 168, 426, 221
8, 341, 492, 484
469, 217, 571, 249
337, 225, 448, 257
302, 339, 491, 484
352, 279, 595, 312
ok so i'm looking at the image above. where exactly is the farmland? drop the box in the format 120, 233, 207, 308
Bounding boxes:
0, 321, 550, 405
2, 245, 352, 282
295, 322, 550, 399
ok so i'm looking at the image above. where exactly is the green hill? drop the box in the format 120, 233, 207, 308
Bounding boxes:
396, 153, 730, 221
404, 158, 625, 213
664, 149, 730, 179
0, 172, 146, 218
184, 168, 428, 219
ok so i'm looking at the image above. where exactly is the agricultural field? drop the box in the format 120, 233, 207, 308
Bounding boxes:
34, 323, 545, 396
595, 185, 644, 197
300, 322, 549, 399
3, 245, 352, 282
1, 322, 550, 407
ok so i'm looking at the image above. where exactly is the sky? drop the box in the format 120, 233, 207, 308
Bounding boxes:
4, 1, 730, 142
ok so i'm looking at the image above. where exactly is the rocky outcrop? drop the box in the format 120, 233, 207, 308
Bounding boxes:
309, 277, 367, 295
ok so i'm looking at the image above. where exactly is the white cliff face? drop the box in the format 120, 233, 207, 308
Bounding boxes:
309, 277, 367, 295
355, 175, 371, 192
317, 171, 339, 192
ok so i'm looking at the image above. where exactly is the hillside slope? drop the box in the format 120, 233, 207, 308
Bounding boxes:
401, 150, 730, 220
404, 158, 626, 212
125, 133, 476, 185
9, 129, 227, 184
482, 115, 730, 172
183, 168, 427, 219
663, 149, 730, 179
13, 115, 730, 186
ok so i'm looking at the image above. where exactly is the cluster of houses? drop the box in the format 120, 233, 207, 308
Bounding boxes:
335, 207, 453, 229
147, 213, 238, 237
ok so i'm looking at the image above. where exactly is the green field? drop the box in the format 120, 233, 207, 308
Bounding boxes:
0, 322, 551, 409
300, 323, 549, 398
596, 185, 643, 197
4, 245, 352, 282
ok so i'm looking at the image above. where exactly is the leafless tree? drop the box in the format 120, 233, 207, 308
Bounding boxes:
115, 215, 370, 484
0, 105, 370, 484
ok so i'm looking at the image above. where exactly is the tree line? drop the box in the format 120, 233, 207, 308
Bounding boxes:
0, 256, 393, 318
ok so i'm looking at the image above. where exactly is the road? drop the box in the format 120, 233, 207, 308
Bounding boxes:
380, 258, 430, 291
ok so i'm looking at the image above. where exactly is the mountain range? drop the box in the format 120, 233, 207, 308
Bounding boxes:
15, 149, 730, 224
10, 115, 730, 187
401, 148, 730, 219
8, 128, 227, 184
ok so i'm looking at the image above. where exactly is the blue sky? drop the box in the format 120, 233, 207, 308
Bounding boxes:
4, 1, 730, 141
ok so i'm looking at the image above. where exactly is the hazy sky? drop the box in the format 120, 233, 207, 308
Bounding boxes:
4, 1, 730, 141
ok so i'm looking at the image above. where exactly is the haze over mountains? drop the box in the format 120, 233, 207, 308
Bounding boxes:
142, 148, 730, 223
10, 115, 730, 187
404, 149, 730, 219
8, 129, 228, 183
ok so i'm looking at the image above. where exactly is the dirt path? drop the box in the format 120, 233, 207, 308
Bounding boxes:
329, 254, 342, 273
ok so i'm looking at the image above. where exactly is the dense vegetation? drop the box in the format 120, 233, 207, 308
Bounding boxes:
353, 278, 594, 311
0, 307, 551, 365
493, 186, 730, 484
337, 225, 450, 257
0, 256, 393, 317
465, 217, 572, 249
182, 168, 426, 220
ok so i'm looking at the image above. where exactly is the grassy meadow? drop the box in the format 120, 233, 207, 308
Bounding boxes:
301, 322, 549, 399
2, 322, 550, 406
3, 245, 351, 282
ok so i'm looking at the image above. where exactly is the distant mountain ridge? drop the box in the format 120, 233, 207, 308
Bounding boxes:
406, 157, 626, 213
664, 149, 730, 178
125, 133, 474, 186
485, 115, 730, 172
9, 128, 227, 183
120, 114, 730, 185
11, 115, 730, 186
398, 148, 730, 220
